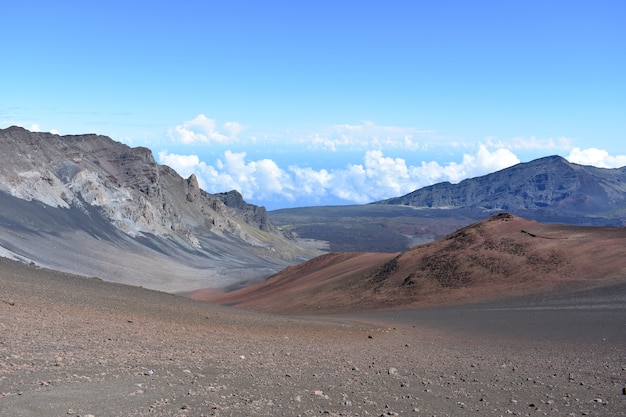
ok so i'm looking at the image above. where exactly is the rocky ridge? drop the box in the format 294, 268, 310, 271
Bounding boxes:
0, 126, 319, 291
376, 155, 626, 224
0, 126, 278, 246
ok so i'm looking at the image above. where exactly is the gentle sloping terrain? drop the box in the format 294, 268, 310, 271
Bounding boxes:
2, 257, 625, 416
269, 204, 478, 252
190, 251, 398, 309
196, 213, 626, 314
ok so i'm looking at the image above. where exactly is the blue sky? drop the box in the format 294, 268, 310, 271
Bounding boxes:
1, 1, 625, 209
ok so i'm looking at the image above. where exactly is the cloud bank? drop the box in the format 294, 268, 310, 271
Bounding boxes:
566, 147, 626, 168
168, 114, 242, 144
158, 145, 521, 209
156, 115, 626, 209
298, 121, 435, 152
11, 115, 626, 209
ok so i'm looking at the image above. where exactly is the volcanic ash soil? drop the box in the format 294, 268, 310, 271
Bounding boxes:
1, 258, 625, 416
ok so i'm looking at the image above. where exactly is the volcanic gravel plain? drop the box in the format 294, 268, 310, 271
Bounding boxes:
2, 255, 625, 417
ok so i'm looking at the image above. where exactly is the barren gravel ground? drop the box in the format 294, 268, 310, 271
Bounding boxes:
2, 258, 625, 416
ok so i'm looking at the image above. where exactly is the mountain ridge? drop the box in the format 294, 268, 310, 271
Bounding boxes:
0, 126, 320, 291
375, 155, 626, 220
270, 156, 626, 253
0, 126, 279, 242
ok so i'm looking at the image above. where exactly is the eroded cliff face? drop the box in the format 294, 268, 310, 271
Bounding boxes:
0, 126, 280, 249
377, 155, 626, 223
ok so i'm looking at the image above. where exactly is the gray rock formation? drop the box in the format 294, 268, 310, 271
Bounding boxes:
0, 126, 319, 291
0, 126, 281, 245
376, 155, 626, 224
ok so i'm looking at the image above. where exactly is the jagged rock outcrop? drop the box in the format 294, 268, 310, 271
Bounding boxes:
0, 126, 281, 246
0, 126, 319, 291
216, 190, 273, 232
186, 174, 200, 202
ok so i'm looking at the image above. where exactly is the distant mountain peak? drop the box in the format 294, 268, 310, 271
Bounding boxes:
375, 155, 626, 223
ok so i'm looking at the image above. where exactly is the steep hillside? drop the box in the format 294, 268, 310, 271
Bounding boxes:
197, 213, 626, 313
0, 126, 320, 291
377, 155, 626, 223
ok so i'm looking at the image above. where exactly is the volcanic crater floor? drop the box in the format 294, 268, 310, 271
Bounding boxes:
1, 257, 625, 417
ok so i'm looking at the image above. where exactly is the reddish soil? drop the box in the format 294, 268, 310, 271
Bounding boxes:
192, 252, 398, 313
192, 213, 626, 314
2, 254, 625, 416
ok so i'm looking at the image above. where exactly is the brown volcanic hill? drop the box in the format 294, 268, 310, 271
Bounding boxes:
194, 213, 626, 313
270, 156, 626, 255
191, 251, 398, 312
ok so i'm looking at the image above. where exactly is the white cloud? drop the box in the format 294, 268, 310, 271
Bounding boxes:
462, 144, 520, 177
321, 145, 519, 204
292, 121, 434, 152
168, 114, 240, 144
158, 150, 297, 203
308, 133, 339, 152
157, 145, 521, 208
158, 151, 203, 178
165, 118, 436, 153
223, 121, 245, 138
288, 166, 332, 198
217, 151, 292, 200
484, 135, 573, 151
566, 147, 626, 168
